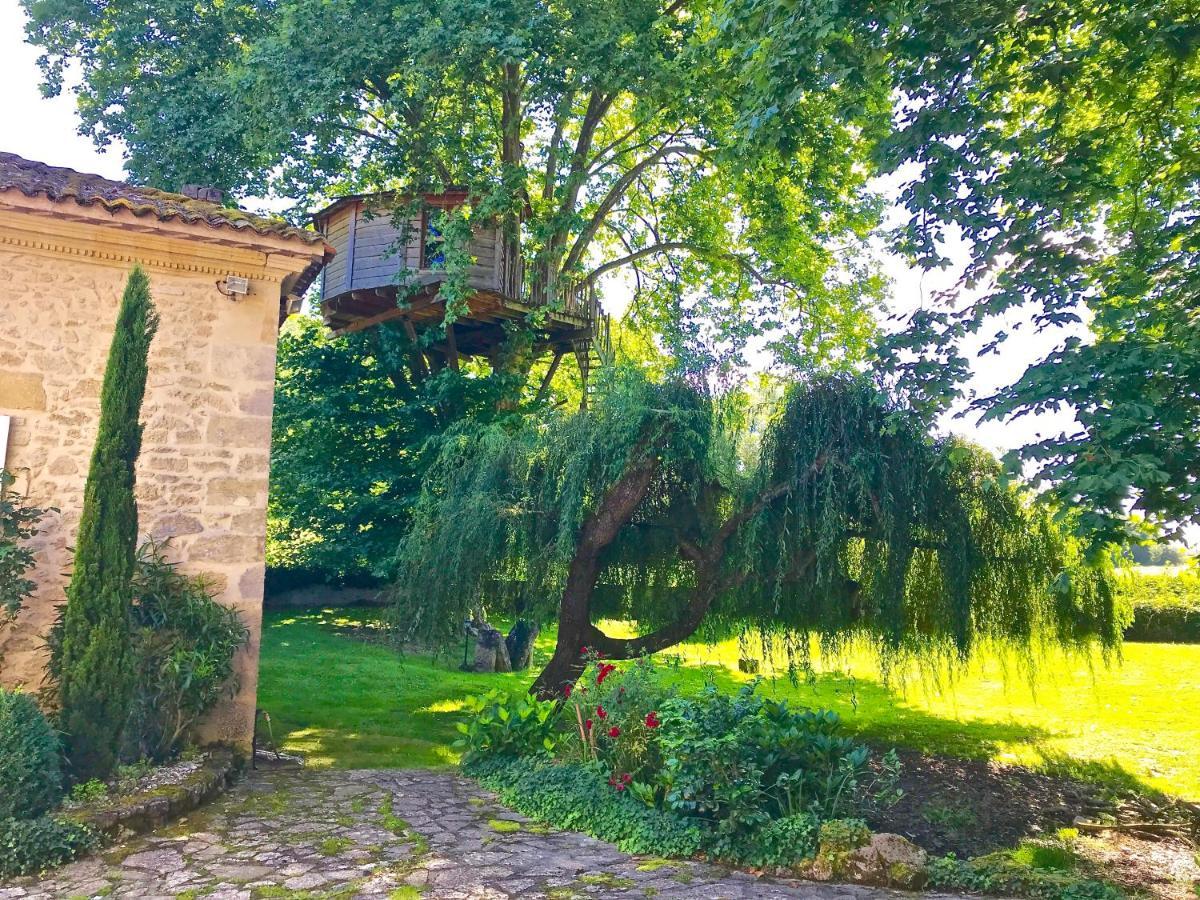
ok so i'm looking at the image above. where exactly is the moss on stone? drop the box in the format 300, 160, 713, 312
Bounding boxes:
318, 835, 354, 856
487, 819, 521, 834
635, 858, 675, 873
579, 873, 634, 888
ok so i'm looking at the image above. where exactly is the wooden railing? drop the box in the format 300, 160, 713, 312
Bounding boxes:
559, 278, 613, 361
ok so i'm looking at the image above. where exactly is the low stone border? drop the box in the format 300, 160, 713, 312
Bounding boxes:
66, 749, 237, 840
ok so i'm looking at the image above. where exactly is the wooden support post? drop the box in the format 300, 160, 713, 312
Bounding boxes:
446, 321, 460, 371
401, 318, 429, 380
535, 349, 565, 404
575, 344, 591, 412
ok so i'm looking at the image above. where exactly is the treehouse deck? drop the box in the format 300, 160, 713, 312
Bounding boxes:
313, 193, 610, 365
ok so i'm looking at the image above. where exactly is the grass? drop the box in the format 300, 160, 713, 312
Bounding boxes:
257, 608, 1200, 798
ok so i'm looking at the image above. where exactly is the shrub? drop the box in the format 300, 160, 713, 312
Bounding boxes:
57, 265, 158, 781
0, 690, 63, 820
124, 540, 248, 761
0, 816, 96, 878
560, 655, 673, 783
458, 661, 897, 869
465, 755, 706, 858
652, 682, 880, 856
455, 689, 561, 761
0, 471, 52, 622
48, 540, 249, 764
1118, 571, 1200, 643
68, 779, 109, 806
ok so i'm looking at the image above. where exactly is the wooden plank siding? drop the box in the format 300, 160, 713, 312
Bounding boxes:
313, 193, 609, 367
318, 202, 504, 297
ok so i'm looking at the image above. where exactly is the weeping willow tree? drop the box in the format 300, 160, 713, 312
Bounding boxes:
391, 368, 1121, 697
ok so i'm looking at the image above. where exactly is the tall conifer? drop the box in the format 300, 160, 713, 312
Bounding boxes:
57, 265, 158, 781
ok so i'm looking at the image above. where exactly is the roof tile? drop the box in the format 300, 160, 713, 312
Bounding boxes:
0, 151, 325, 245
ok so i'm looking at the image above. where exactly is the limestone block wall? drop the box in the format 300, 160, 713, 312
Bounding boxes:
0, 201, 317, 750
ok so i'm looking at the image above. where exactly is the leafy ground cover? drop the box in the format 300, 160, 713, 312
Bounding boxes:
257, 607, 1200, 800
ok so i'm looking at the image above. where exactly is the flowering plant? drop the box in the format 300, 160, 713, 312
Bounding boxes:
561, 653, 672, 798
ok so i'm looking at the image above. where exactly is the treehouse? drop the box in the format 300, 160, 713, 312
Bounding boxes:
313, 192, 610, 384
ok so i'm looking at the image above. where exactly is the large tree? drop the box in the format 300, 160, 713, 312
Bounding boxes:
25, 0, 1197, 543
724, 0, 1200, 546
25, 0, 887, 372
393, 369, 1120, 697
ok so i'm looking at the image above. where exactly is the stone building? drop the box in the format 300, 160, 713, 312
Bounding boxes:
0, 152, 330, 750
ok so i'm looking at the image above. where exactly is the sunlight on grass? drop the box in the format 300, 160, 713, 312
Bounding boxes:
421, 699, 468, 714
257, 608, 1200, 797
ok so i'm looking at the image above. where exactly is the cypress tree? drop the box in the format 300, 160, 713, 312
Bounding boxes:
57, 265, 158, 781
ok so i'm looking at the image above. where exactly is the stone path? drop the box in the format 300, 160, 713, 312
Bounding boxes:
1, 769, 956, 899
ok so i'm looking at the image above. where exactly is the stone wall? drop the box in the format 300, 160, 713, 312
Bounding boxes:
0, 199, 319, 750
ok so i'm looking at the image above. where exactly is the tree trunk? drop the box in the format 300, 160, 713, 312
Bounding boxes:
530, 532, 602, 698
529, 451, 658, 699
505, 619, 540, 671
527, 476, 803, 698
530, 635, 589, 700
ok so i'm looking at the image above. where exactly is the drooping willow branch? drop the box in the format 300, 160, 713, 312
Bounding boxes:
390, 369, 1120, 698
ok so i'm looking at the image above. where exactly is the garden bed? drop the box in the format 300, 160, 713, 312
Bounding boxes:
64, 749, 238, 840
454, 652, 1200, 900
868, 750, 1199, 900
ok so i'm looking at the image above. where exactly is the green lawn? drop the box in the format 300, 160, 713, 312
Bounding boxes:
257, 608, 1200, 799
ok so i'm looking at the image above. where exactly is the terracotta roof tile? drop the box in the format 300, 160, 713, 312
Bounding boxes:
0, 151, 325, 246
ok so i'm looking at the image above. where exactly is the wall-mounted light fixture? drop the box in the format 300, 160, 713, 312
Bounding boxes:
216, 275, 251, 299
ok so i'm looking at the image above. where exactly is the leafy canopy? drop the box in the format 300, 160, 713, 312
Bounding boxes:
862, 0, 1196, 544
24, 0, 888, 371
26, 0, 1198, 548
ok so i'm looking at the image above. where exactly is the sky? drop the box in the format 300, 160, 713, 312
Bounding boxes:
0, 0, 1078, 462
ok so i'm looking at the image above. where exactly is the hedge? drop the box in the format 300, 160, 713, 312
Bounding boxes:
1118, 571, 1200, 643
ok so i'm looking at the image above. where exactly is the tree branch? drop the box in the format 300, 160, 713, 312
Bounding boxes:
563, 142, 707, 273
585, 242, 695, 283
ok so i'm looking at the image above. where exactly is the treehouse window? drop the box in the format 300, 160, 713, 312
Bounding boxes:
422, 212, 446, 269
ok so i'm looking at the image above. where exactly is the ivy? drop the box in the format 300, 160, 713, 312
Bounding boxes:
0, 816, 95, 878
465, 755, 707, 859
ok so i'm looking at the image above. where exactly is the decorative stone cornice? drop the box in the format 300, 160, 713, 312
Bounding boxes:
0, 203, 316, 286
0, 191, 325, 285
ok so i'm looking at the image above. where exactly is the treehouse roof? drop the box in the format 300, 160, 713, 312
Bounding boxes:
311, 190, 472, 227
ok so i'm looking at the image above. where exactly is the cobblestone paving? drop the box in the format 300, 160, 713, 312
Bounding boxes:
1, 769, 956, 899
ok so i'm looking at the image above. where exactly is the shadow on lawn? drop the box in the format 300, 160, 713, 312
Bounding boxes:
664, 660, 1057, 761
260, 607, 1168, 802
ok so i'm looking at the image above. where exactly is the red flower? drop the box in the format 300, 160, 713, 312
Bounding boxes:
563, 684, 572, 699
585, 718, 593, 730
596, 705, 607, 719
607, 726, 621, 738
645, 711, 661, 729
609, 772, 633, 791
596, 663, 617, 685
